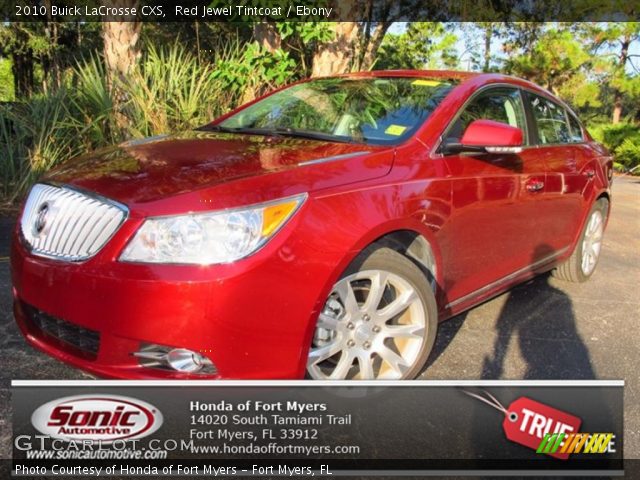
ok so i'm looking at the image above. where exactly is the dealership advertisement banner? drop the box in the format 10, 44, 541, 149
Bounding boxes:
9, 380, 623, 477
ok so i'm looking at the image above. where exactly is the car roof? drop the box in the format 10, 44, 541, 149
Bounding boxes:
328, 70, 546, 91
334, 69, 480, 82
332, 69, 563, 105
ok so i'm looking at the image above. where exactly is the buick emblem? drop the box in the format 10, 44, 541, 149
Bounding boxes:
33, 202, 50, 236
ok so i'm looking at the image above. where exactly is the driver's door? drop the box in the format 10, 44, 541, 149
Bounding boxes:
437, 86, 549, 306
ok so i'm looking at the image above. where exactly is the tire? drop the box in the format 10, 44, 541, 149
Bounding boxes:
552, 198, 609, 283
306, 246, 438, 380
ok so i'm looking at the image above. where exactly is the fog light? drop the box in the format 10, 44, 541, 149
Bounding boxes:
166, 348, 206, 372
133, 344, 216, 374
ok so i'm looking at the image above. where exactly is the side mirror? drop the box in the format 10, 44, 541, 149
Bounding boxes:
442, 119, 524, 155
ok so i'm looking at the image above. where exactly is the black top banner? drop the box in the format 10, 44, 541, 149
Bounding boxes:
1, 0, 639, 22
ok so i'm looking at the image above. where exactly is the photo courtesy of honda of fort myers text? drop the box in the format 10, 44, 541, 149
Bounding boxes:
1, 0, 638, 477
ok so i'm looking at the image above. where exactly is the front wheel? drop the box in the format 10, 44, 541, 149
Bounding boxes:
552, 198, 608, 283
306, 247, 437, 380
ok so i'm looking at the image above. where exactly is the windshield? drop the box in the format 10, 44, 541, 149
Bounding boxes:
213, 77, 457, 145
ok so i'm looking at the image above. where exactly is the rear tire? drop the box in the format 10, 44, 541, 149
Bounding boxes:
552, 198, 608, 283
306, 246, 437, 380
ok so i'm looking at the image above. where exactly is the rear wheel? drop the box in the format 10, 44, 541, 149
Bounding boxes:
306, 247, 437, 380
552, 198, 608, 283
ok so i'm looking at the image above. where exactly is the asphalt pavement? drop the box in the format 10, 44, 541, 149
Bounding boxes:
0, 176, 638, 460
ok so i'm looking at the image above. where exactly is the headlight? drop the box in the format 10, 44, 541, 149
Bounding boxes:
120, 194, 306, 264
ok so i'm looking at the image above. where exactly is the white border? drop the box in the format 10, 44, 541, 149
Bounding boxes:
11, 379, 624, 387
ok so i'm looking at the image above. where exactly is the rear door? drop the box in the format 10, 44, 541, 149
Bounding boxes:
524, 92, 590, 252
437, 86, 548, 305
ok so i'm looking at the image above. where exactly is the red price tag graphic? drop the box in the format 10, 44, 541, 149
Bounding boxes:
465, 391, 582, 460
503, 397, 582, 460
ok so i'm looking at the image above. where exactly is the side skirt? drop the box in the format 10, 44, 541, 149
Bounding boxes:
439, 246, 569, 321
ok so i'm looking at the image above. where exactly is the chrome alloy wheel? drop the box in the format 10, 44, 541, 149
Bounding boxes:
307, 270, 427, 380
581, 209, 604, 275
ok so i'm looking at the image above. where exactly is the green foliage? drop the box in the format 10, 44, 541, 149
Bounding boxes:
615, 137, 640, 172
504, 29, 591, 92
71, 55, 117, 148
0, 89, 84, 202
556, 73, 601, 110
590, 123, 636, 149
376, 23, 458, 70
121, 44, 222, 138
589, 122, 640, 172
0, 58, 14, 101
458, 22, 508, 72
141, 23, 249, 56
578, 22, 640, 122
0, 22, 103, 97
278, 22, 333, 44
211, 41, 296, 103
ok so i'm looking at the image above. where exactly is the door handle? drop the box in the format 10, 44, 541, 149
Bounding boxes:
526, 180, 545, 192
583, 169, 596, 179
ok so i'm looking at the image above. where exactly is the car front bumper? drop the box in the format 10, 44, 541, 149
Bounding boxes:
10, 217, 344, 379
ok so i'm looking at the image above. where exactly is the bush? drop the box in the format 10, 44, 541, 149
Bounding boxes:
121, 44, 223, 138
210, 41, 296, 105
0, 90, 84, 203
588, 122, 640, 173
0, 58, 14, 102
615, 137, 640, 171
71, 55, 118, 148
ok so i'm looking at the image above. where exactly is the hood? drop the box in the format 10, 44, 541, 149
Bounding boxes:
45, 131, 388, 205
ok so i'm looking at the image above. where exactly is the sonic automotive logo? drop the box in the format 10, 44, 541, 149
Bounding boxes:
31, 395, 163, 443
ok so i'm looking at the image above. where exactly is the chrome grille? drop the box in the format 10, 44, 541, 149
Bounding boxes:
20, 183, 127, 261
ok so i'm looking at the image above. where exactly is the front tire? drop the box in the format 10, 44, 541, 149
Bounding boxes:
306, 246, 437, 380
552, 198, 608, 283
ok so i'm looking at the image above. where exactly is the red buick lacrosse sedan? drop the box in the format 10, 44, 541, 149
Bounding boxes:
12, 71, 612, 380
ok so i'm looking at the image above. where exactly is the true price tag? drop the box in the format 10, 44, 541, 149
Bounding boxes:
465, 390, 582, 460
503, 397, 582, 460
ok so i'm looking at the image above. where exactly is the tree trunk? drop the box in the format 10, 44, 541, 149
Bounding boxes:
612, 36, 630, 124
360, 22, 392, 71
612, 93, 623, 124
12, 52, 34, 98
483, 25, 492, 72
102, 20, 141, 86
9, 25, 34, 98
311, 22, 359, 77
101, 1, 141, 133
43, 0, 60, 91
253, 21, 281, 52
195, 21, 201, 62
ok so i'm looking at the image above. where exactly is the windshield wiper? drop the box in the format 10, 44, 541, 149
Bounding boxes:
197, 125, 282, 136
199, 125, 361, 144
266, 127, 367, 144
268, 127, 358, 143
